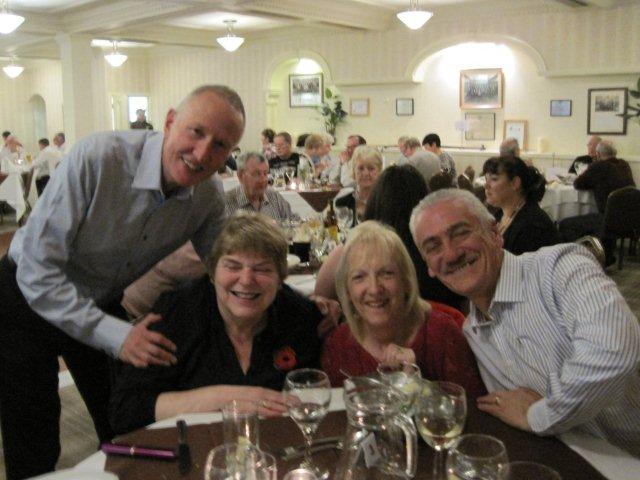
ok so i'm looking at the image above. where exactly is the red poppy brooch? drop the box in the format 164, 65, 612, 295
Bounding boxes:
274, 346, 297, 371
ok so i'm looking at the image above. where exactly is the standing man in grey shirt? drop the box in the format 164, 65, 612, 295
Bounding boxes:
0, 85, 245, 480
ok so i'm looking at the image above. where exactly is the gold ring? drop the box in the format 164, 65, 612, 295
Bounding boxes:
495, 397, 501, 406
261, 400, 268, 408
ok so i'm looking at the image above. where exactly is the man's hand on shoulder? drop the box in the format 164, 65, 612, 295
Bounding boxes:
310, 294, 341, 338
119, 313, 177, 367
477, 387, 542, 432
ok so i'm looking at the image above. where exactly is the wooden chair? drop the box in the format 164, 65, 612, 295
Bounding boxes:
575, 235, 606, 268
602, 186, 640, 270
0, 172, 8, 224
428, 300, 465, 329
18, 168, 35, 226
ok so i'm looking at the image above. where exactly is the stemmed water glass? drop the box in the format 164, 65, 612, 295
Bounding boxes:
446, 434, 509, 480
414, 381, 467, 480
377, 362, 422, 415
283, 368, 332, 478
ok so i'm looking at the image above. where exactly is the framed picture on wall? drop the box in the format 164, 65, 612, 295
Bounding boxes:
460, 68, 503, 109
504, 119, 528, 150
464, 112, 495, 140
289, 73, 323, 108
550, 99, 572, 117
587, 87, 628, 135
396, 98, 414, 116
350, 98, 370, 116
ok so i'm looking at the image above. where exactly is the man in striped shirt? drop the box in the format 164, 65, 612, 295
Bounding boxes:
411, 188, 640, 457
225, 152, 297, 221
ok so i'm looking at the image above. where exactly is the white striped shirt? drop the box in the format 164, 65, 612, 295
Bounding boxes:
224, 186, 298, 222
464, 244, 640, 457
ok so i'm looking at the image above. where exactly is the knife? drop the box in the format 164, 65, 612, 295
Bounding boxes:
177, 420, 192, 475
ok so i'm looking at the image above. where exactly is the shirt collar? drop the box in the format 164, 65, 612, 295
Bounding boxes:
132, 132, 193, 200
467, 250, 524, 329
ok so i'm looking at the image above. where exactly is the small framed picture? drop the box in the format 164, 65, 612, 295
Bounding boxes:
350, 98, 370, 116
504, 120, 528, 151
396, 98, 414, 116
587, 87, 628, 135
464, 112, 495, 140
289, 73, 323, 108
550, 99, 572, 117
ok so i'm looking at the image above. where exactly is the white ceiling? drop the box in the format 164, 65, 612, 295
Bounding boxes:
0, 0, 630, 61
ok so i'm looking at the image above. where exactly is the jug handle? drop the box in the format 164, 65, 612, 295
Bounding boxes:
394, 413, 417, 478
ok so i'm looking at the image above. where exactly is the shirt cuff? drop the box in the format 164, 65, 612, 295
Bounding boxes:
90, 314, 133, 358
527, 398, 552, 434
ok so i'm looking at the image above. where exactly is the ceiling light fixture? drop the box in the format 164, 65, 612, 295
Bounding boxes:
104, 41, 128, 67
0, 0, 25, 34
216, 19, 244, 52
397, 0, 433, 30
3, 57, 23, 78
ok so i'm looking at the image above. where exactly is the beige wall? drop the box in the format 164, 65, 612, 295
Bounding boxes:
145, 2, 640, 160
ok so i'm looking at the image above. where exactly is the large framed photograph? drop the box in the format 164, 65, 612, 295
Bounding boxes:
289, 73, 323, 108
588, 88, 628, 135
504, 120, 528, 151
550, 99, 572, 117
460, 68, 503, 109
350, 98, 370, 116
464, 112, 495, 140
396, 98, 414, 116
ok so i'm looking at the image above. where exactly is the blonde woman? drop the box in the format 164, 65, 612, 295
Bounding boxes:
334, 145, 382, 226
321, 221, 485, 398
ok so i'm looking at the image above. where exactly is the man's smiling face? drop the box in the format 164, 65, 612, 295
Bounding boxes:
413, 199, 503, 305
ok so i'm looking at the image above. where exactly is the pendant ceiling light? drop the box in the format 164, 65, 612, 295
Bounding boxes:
0, 0, 24, 34
397, 0, 433, 30
216, 20, 244, 52
104, 41, 128, 67
3, 58, 24, 78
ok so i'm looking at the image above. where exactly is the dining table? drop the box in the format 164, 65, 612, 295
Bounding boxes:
0, 164, 38, 222
73, 388, 639, 480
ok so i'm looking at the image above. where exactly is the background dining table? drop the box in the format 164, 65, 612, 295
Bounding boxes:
74, 388, 639, 480
0, 165, 38, 222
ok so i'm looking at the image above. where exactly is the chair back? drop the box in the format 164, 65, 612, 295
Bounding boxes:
575, 236, 606, 268
457, 174, 474, 192
603, 186, 640, 238
21, 168, 35, 201
428, 300, 465, 329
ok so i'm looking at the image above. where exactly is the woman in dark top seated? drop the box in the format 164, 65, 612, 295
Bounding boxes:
315, 165, 465, 312
483, 156, 560, 255
110, 212, 323, 434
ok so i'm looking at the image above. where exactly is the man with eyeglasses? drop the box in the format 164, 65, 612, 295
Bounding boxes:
410, 188, 640, 457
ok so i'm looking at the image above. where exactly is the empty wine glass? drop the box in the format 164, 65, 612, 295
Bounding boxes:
283, 368, 331, 479
414, 381, 467, 480
204, 442, 272, 480
335, 207, 353, 232
446, 434, 509, 480
504, 461, 560, 479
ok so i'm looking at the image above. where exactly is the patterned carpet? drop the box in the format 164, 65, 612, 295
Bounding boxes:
0, 219, 638, 479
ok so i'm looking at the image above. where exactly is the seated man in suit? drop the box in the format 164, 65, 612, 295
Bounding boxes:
411, 188, 640, 457
569, 135, 600, 174
559, 140, 635, 266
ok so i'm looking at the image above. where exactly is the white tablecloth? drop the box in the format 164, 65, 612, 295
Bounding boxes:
0, 169, 38, 222
73, 386, 640, 480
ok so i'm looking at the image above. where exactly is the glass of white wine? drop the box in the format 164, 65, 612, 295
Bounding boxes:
414, 380, 467, 480
283, 369, 332, 479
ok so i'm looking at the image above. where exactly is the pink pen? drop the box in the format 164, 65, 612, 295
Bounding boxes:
101, 442, 177, 460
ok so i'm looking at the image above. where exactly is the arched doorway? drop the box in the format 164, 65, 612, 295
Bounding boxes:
29, 94, 47, 147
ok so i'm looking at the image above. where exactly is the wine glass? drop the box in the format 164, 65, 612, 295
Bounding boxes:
504, 461, 560, 479
377, 362, 422, 415
414, 381, 467, 480
204, 442, 272, 480
283, 368, 332, 478
335, 207, 353, 233
446, 434, 509, 480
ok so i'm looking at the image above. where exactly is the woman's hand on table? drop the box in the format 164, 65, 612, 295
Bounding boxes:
380, 343, 416, 366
